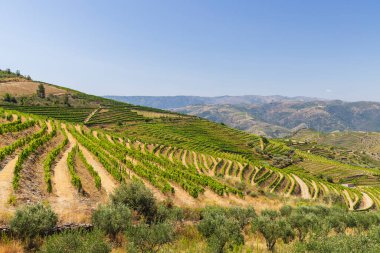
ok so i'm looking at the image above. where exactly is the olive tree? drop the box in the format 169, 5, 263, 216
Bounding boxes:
92, 203, 132, 240
253, 210, 294, 252
111, 182, 157, 223
126, 222, 174, 253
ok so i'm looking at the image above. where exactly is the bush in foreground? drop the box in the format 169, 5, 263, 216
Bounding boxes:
10, 203, 57, 240
111, 181, 157, 222
92, 203, 132, 240
198, 206, 256, 253
39, 229, 111, 253
126, 222, 174, 253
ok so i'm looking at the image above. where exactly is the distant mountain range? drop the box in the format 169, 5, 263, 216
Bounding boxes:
105, 95, 380, 137
105, 95, 321, 109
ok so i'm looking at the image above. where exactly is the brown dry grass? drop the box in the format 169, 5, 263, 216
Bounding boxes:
0, 242, 23, 253
131, 109, 183, 119
0, 81, 67, 97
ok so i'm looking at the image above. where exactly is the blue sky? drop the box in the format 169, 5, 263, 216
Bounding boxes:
1, 1, 380, 101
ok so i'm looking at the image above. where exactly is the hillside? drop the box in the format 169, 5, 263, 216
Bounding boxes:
3, 71, 380, 252
108, 95, 380, 137
0, 69, 379, 223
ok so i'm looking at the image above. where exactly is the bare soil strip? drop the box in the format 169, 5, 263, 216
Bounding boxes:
358, 192, 374, 210
192, 151, 202, 174
74, 155, 106, 203
343, 190, 355, 210
320, 183, 330, 194
0, 156, 18, 210
78, 145, 117, 195
270, 172, 283, 193
0, 125, 39, 148
84, 108, 100, 123
201, 154, 210, 171
46, 120, 53, 133
181, 150, 188, 167
92, 131, 99, 139
311, 181, 318, 199
17, 134, 63, 204
106, 134, 114, 144
49, 124, 89, 223
292, 174, 311, 199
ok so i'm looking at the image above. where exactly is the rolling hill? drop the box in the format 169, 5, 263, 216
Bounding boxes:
3, 70, 380, 252
107, 95, 380, 138
0, 69, 379, 227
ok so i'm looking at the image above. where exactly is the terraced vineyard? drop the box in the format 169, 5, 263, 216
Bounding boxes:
1, 104, 380, 225
1, 78, 380, 225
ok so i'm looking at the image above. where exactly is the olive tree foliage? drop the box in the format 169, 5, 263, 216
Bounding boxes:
198, 206, 256, 253
111, 182, 157, 222
253, 209, 294, 252
126, 222, 174, 253
37, 83, 46, 98
10, 203, 58, 240
92, 203, 132, 240
295, 226, 380, 253
39, 229, 111, 253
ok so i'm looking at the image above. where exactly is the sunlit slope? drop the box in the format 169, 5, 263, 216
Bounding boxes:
1, 72, 380, 220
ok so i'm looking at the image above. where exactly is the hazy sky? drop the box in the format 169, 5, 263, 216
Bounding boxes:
1, 1, 380, 101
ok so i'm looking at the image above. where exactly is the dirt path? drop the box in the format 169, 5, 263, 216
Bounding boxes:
311, 181, 319, 199
17, 134, 63, 205
270, 172, 283, 193
46, 120, 53, 133
50, 124, 89, 222
285, 175, 295, 196
192, 151, 202, 174
342, 190, 355, 210
92, 131, 99, 139
11, 114, 18, 122
74, 125, 82, 134
50, 142, 76, 212
201, 154, 210, 171
225, 160, 233, 175
210, 157, 219, 176
106, 134, 114, 144
169, 183, 198, 207
236, 162, 244, 178
78, 145, 117, 195
0, 156, 18, 209
181, 150, 188, 167
320, 183, 330, 194
358, 192, 374, 210
168, 148, 175, 162
292, 174, 311, 199
84, 108, 100, 123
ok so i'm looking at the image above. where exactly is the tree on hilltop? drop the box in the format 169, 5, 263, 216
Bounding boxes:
37, 83, 46, 98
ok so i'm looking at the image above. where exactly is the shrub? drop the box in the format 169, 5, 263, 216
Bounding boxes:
10, 203, 57, 240
92, 204, 132, 240
37, 83, 45, 98
280, 205, 293, 217
197, 206, 255, 253
253, 210, 294, 252
294, 226, 380, 253
111, 182, 157, 222
289, 212, 318, 242
126, 222, 174, 253
154, 203, 184, 224
39, 229, 111, 253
